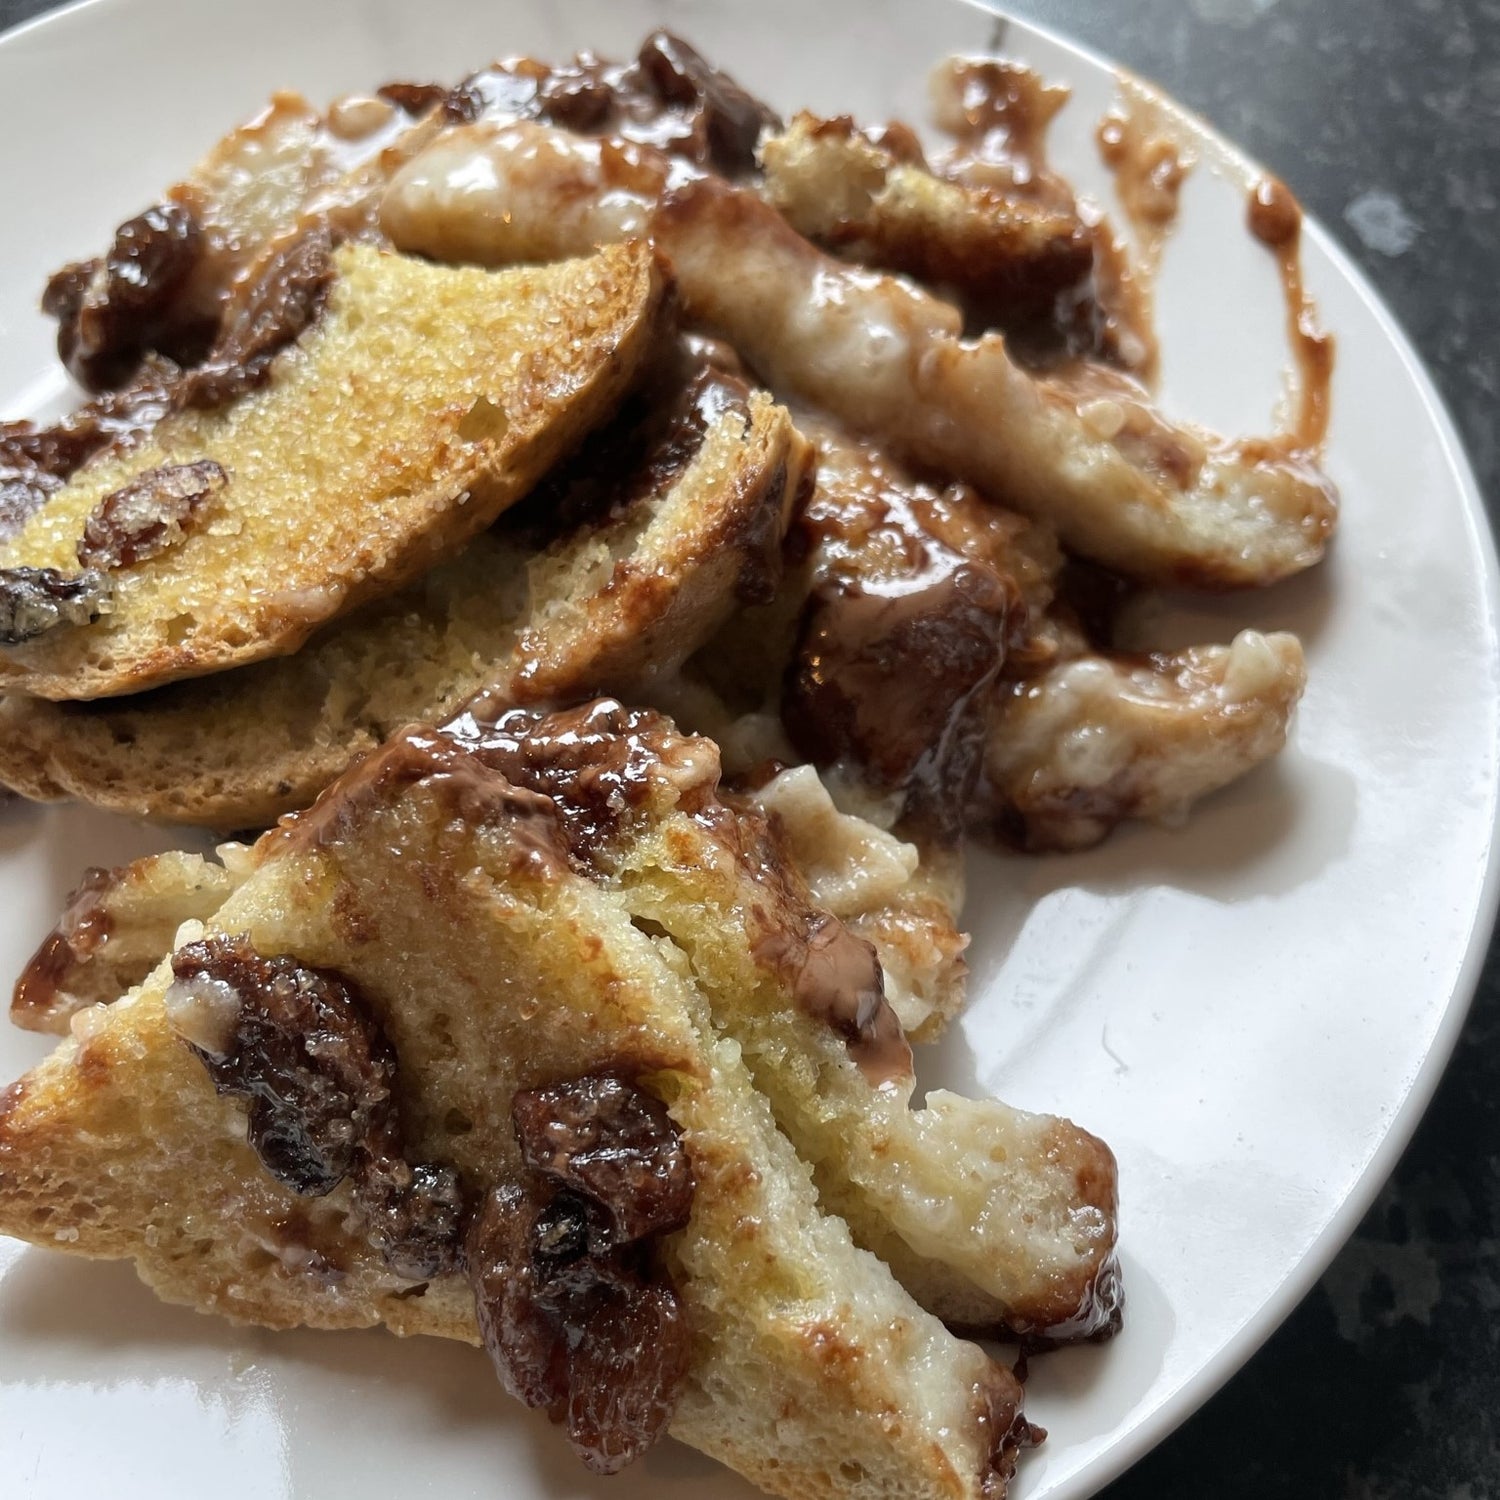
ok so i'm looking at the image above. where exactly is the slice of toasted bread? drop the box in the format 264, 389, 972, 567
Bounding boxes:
0, 717, 1034, 1499
441, 702, 1119, 1342
0, 370, 808, 829
0, 240, 665, 701
10, 848, 246, 1034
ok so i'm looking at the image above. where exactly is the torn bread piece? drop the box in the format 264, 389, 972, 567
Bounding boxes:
0, 365, 808, 829
761, 112, 1093, 321
445, 701, 1120, 1342
0, 720, 1036, 1499
381, 118, 1337, 588
0, 240, 665, 700
981, 631, 1308, 852
11, 849, 244, 1034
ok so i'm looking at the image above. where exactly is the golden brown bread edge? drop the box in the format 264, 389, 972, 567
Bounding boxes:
0, 241, 667, 700
0, 370, 809, 829
0, 718, 1035, 1500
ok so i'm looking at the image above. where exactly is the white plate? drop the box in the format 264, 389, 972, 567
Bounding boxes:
0, 1, 1496, 1497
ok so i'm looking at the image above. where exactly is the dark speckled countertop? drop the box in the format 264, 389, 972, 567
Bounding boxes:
1, 0, 1496, 1494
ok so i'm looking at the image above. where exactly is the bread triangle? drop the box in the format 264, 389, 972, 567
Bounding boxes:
0, 707, 1036, 1498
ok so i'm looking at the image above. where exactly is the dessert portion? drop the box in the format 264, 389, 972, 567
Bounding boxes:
0, 355, 811, 827
0, 241, 666, 698
385, 117, 1335, 588
0, 705, 1046, 1498
0, 25, 1340, 1500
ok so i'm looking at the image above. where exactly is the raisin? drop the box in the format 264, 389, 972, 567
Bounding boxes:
512, 1074, 694, 1245
360, 1153, 465, 1279
0, 357, 177, 484
467, 1182, 570, 1414
76, 458, 227, 570
467, 1178, 691, 1473
168, 937, 394, 1194
0, 566, 111, 644
565, 1273, 691, 1474
167, 936, 466, 1278
43, 202, 203, 392
468, 1073, 695, 1473
0, 466, 60, 543
532, 1187, 608, 1264
180, 228, 335, 410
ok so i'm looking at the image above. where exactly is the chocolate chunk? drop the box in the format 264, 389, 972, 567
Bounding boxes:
752, 908, 913, 1088
42, 202, 203, 392
537, 71, 616, 131
180, 228, 334, 410
636, 30, 779, 176
784, 562, 1014, 838
76, 458, 227, 571
502, 361, 749, 552
453, 34, 779, 177
0, 566, 112, 644
443, 700, 719, 869
167, 935, 462, 1277
512, 1074, 694, 1247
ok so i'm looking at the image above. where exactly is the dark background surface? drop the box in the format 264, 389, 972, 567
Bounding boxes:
1, 0, 1496, 1495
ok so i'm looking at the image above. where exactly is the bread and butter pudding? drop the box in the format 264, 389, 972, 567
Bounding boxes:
0, 26, 1335, 1500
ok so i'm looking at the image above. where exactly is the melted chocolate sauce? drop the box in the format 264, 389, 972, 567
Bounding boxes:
1248, 176, 1334, 454
11, 867, 115, 1028
928, 59, 1157, 373
785, 565, 1015, 842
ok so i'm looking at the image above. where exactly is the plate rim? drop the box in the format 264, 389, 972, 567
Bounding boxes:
945, 4, 1500, 1493
0, 1, 1497, 1497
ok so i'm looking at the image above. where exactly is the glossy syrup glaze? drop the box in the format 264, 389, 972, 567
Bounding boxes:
1249, 175, 1335, 453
